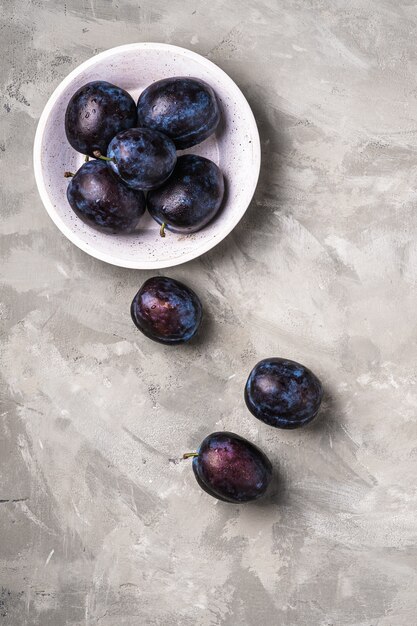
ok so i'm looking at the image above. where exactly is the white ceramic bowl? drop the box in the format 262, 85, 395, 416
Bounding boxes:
33, 43, 261, 269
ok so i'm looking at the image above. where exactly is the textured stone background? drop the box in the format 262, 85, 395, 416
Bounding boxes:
1, 1, 417, 624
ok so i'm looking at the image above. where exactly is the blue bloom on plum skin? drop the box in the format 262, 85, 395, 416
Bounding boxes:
66, 160, 145, 233
131, 276, 202, 345
191, 432, 272, 503
137, 77, 220, 149
107, 128, 177, 191
147, 155, 224, 234
245, 358, 323, 429
65, 81, 137, 157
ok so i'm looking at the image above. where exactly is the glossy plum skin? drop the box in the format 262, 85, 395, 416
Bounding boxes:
107, 128, 177, 191
131, 276, 202, 345
66, 160, 145, 233
147, 155, 224, 234
65, 81, 137, 157
191, 432, 272, 503
245, 358, 323, 429
137, 77, 220, 149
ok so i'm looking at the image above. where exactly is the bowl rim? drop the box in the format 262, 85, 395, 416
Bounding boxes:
33, 42, 261, 269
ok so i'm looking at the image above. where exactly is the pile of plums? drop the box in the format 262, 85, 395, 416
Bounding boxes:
131, 276, 323, 504
64, 78, 224, 235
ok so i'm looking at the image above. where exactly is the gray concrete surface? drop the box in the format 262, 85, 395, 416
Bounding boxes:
1, 1, 417, 624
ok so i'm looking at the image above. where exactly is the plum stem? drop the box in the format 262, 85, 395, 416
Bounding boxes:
85, 155, 90, 162
93, 150, 114, 162
160, 222, 166, 238
64, 171, 74, 178
182, 452, 198, 460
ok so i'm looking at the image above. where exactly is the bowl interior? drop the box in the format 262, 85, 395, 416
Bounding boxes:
35, 44, 260, 268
